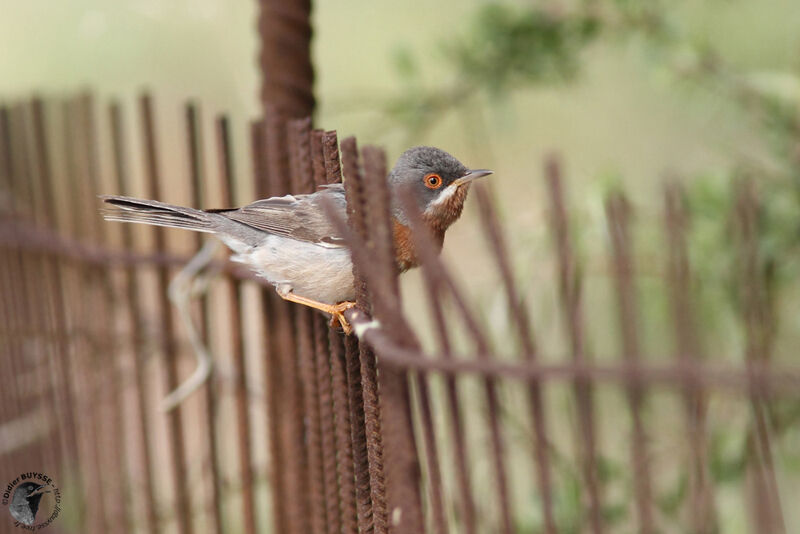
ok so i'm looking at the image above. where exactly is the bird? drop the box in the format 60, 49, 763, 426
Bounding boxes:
9, 483, 50, 526
102, 146, 492, 333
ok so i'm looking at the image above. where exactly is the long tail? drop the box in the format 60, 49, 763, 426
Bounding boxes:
100, 195, 215, 233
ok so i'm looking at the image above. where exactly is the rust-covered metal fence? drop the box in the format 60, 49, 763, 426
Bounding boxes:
0, 94, 799, 534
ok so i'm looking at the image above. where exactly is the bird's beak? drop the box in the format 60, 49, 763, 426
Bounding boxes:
27, 485, 51, 498
452, 169, 493, 187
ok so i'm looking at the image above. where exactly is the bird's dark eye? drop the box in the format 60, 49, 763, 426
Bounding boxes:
424, 173, 443, 189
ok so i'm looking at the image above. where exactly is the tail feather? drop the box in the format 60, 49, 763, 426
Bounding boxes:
100, 195, 214, 233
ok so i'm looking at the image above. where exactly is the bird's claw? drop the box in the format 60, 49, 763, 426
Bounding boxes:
330, 301, 357, 335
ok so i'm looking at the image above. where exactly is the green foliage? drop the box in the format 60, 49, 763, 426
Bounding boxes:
709, 430, 748, 485
657, 472, 688, 518
384, 3, 604, 134
449, 5, 599, 95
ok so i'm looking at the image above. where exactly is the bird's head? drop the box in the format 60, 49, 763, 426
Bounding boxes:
9, 483, 50, 526
388, 146, 492, 232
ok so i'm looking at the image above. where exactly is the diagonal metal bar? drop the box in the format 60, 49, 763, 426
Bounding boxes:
545, 155, 604, 534
393, 186, 514, 534
474, 185, 556, 534
605, 192, 655, 534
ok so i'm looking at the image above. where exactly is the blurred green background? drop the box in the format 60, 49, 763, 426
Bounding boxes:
3, 1, 800, 532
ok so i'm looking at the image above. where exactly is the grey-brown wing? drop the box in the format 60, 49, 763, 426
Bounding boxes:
218, 186, 347, 247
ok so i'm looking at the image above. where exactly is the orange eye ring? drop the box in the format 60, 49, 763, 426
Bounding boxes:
424, 173, 443, 189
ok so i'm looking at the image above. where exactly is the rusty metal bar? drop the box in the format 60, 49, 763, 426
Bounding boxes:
474, 185, 556, 534
734, 179, 786, 534
545, 155, 604, 534
310, 129, 344, 534
340, 136, 389, 534
109, 100, 161, 534
139, 93, 193, 534
663, 182, 717, 533
605, 192, 654, 534
0, 220, 40, 474
257, 0, 315, 117
250, 118, 290, 534
396, 187, 514, 534
419, 266, 476, 534
328, 329, 359, 534
26, 98, 67, 479
2, 103, 51, 481
288, 117, 329, 534
217, 115, 257, 534
185, 102, 224, 534
321, 130, 360, 534
77, 93, 131, 534
361, 146, 426, 534
314, 314, 342, 534
30, 98, 83, 484
263, 110, 309, 534
0, 107, 20, 478
60, 98, 108, 534
407, 353, 448, 534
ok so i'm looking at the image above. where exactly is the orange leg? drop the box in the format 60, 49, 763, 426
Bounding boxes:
276, 288, 356, 335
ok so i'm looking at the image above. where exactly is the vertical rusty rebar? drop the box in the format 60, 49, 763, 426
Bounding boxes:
361, 145, 425, 534
109, 101, 161, 534
734, 179, 786, 534
605, 193, 655, 534
328, 328, 360, 534
26, 98, 68, 479
341, 137, 388, 534
321, 130, 360, 534
184, 102, 224, 534
217, 115, 258, 534
0, 109, 21, 483
663, 182, 717, 534
250, 118, 290, 534
310, 129, 345, 534
29, 98, 83, 482
262, 110, 309, 534
3, 103, 54, 484
257, 0, 315, 118
76, 93, 131, 534
314, 313, 343, 534
545, 155, 604, 534
18, 102, 63, 477
340, 136, 387, 534
288, 117, 329, 534
60, 98, 108, 534
139, 93, 193, 534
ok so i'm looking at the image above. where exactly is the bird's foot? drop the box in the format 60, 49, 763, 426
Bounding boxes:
276, 286, 357, 335
330, 301, 357, 335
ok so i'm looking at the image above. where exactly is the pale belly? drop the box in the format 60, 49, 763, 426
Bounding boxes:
225, 234, 355, 305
